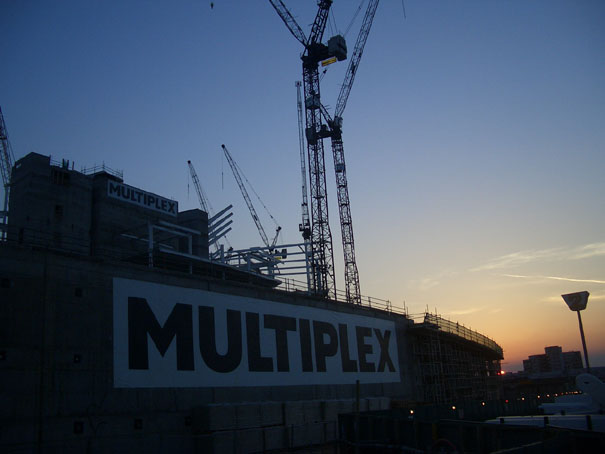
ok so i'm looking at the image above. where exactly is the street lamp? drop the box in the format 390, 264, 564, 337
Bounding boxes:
561, 291, 590, 372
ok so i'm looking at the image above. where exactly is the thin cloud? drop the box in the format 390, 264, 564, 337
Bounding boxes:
501, 274, 605, 285
472, 242, 605, 272
570, 242, 605, 260
450, 306, 484, 315
471, 248, 561, 271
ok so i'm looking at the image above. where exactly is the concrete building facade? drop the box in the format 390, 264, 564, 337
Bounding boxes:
1, 153, 503, 452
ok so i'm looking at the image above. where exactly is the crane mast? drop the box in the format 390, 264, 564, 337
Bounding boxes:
0, 106, 16, 226
296, 81, 312, 291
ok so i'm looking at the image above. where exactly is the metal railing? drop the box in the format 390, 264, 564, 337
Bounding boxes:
80, 162, 123, 179
422, 312, 503, 357
276, 275, 400, 314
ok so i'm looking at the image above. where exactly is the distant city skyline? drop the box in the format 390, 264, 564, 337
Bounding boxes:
2, 1, 604, 372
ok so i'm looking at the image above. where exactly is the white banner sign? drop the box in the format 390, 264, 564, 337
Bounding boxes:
113, 278, 400, 388
107, 180, 178, 217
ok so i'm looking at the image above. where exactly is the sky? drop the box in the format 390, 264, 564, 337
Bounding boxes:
1, 0, 604, 372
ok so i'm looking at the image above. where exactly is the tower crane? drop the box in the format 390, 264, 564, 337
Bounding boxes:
221, 144, 281, 250
269, 0, 343, 299
0, 106, 16, 226
269, 1, 380, 303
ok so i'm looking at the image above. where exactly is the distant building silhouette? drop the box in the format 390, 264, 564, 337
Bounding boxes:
522, 346, 583, 374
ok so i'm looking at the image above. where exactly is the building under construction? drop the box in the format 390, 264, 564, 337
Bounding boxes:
0, 152, 503, 452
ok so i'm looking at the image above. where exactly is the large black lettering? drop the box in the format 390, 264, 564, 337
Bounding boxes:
299, 319, 313, 372
264, 314, 296, 372
313, 321, 338, 372
199, 306, 242, 373
339, 324, 358, 372
356, 326, 375, 372
128, 297, 193, 371
374, 329, 395, 372
246, 312, 273, 372
108, 181, 121, 196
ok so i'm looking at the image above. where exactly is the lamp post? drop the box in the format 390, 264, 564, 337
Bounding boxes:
561, 291, 590, 372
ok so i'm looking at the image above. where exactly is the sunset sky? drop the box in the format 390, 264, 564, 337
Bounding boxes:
2, 1, 604, 372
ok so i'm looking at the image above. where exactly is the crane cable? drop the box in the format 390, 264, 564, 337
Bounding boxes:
231, 156, 280, 230
344, 0, 365, 38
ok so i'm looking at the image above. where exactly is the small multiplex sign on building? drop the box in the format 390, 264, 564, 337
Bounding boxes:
113, 278, 400, 388
107, 180, 178, 217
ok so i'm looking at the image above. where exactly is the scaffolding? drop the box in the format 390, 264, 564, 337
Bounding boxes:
411, 312, 503, 404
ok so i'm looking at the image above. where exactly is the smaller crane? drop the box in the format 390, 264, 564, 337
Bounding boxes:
221, 144, 281, 250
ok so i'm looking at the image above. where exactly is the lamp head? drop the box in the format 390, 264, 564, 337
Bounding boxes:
562, 291, 589, 312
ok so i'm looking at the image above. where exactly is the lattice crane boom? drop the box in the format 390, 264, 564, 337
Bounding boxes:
334, 0, 380, 120
222, 144, 276, 250
268, 0, 307, 46
187, 160, 212, 215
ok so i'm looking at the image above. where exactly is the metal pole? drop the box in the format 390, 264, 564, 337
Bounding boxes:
577, 311, 591, 372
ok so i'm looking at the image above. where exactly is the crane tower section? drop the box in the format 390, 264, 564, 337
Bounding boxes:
0, 106, 16, 224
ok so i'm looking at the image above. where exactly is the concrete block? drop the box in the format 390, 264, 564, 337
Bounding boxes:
58, 392, 94, 416
288, 423, 307, 448
338, 399, 355, 415
259, 401, 282, 427
379, 397, 390, 410
308, 421, 325, 445
157, 434, 195, 453
148, 389, 178, 412
235, 427, 263, 453
324, 420, 338, 442
211, 430, 237, 452
1, 369, 38, 394
192, 404, 237, 433
302, 400, 322, 423
283, 401, 304, 426
321, 400, 340, 422
0, 347, 41, 370
42, 438, 89, 454
175, 388, 213, 411
288, 421, 324, 448
263, 425, 286, 451
367, 397, 381, 411
235, 403, 261, 429
0, 421, 37, 446
55, 370, 96, 395
102, 389, 139, 414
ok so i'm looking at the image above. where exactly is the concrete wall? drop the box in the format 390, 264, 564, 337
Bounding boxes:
0, 244, 414, 452
9, 153, 92, 254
